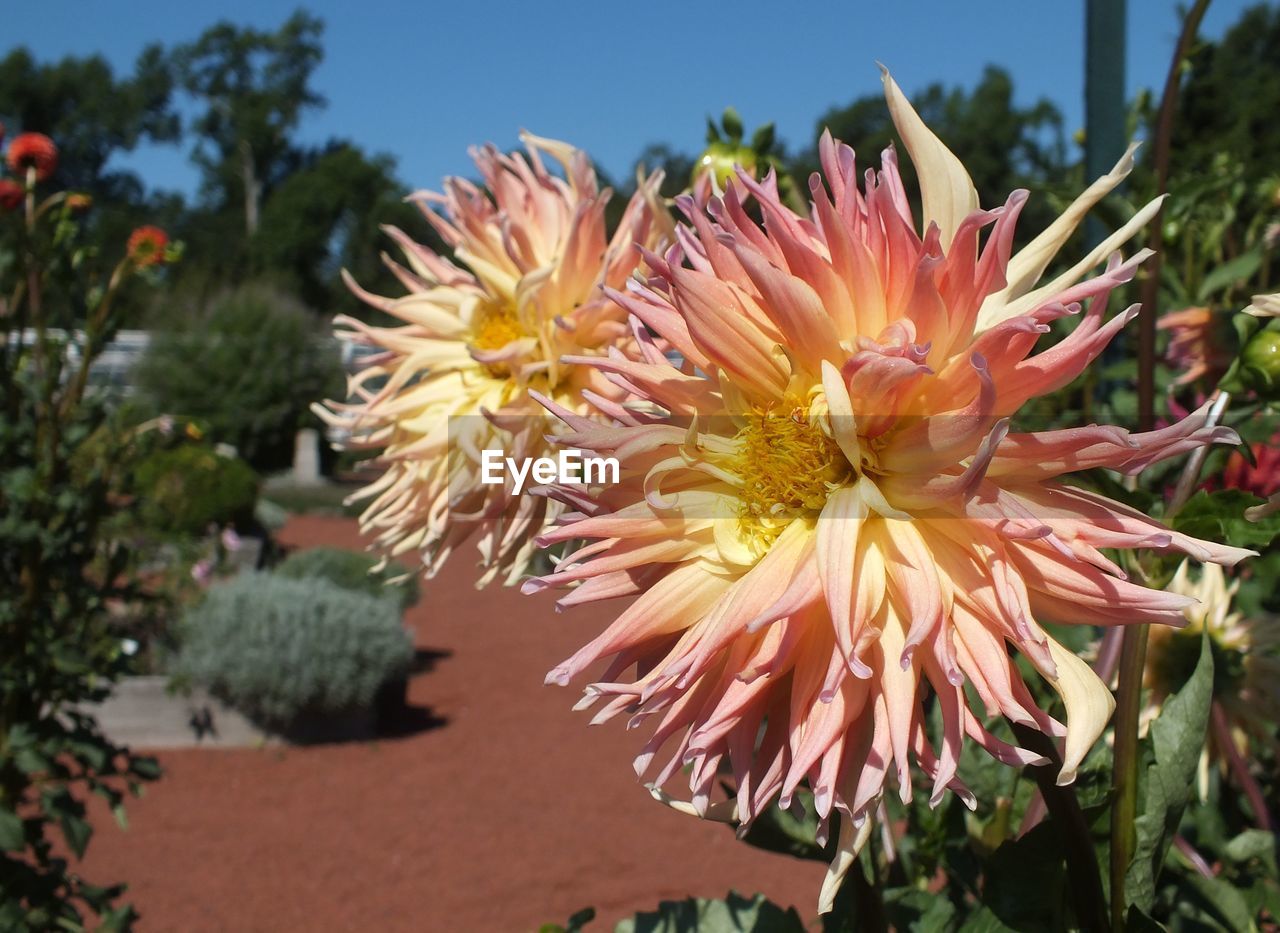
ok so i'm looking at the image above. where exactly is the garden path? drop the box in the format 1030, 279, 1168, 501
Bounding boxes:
83, 515, 824, 931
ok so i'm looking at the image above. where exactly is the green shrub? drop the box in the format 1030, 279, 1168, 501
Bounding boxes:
173, 574, 413, 729
133, 443, 259, 536
275, 546, 419, 610
135, 283, 343, 471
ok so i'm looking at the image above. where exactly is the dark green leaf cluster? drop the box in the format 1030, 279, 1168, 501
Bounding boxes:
131, 442, 259, 537
1, 356, 160, 928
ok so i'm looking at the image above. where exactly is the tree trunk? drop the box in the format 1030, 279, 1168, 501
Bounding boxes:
240, 139, 261, 237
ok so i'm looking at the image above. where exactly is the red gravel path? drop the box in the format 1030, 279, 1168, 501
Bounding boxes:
82, 515, 824, 931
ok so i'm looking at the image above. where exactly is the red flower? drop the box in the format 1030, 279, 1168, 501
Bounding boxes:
126, 226, 169, 266
1222, 437, 1280, 500
0, 179, 22, 212
6, 132, 58, 182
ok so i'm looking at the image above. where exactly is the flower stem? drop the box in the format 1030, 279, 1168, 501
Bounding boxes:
1110, 622, 1149, 930
1211, 701, 1274, 831
1137, 0, 1213, 432
1012, 724, 1110, 932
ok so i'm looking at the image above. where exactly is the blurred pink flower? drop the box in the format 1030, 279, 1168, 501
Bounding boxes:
190, 559, 214, 586
526, 71, 1252, 908
316, 135, 670, 586
220, 527, 243, 553
1158, 306, 1230, 386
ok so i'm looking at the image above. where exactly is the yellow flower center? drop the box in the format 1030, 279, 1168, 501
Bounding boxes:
471, 305, 526, 377
732, 402, 852, 547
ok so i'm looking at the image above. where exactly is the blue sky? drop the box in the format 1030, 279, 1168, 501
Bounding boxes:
3, 0, 1262, 198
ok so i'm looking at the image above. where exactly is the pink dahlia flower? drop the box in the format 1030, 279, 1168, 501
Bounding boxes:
316, 135, 670, 585
525, 71, 1253, 908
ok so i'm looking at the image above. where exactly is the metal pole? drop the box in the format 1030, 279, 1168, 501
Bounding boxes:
1085, 0, 1128, 247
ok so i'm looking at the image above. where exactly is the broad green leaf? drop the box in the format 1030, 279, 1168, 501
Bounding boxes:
1125, 633, 1214, 913
1196, 248, 1263, 303
1172, 490, 1280, 550
615, 892, 805, 933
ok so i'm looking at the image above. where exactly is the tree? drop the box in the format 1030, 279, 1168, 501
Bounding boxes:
172, 10, 325, 238
0, 46, 178, 199
1170, 3, 1280, 232
252, 141, 422, 310
0, 48, 181, 322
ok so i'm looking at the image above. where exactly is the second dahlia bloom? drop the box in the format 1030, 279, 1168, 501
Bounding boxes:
317, 135, 669, 585
526, 72, 1252, 907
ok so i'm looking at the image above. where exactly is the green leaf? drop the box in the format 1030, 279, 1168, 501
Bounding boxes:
1172, 490, 1280, 550
127, 755, 162, 781
0, 809, 26, 851
615, 892, 805, 933
750, 123, 776, 154
956, 907, 1018, 932
882, 887, 956, 931
1224, 829, 1278, 876
40, 789, 94, 860
1178, 868, 1256, 932
1125, 632, 1214, 913
733, 788, 827, 862
981, 822, 1071, 929
1123, 905, 1168, 932
1196, 248, 1263, 302
721, 107, 744, 143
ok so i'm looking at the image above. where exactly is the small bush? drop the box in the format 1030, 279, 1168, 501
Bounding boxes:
133, 444, 259, 536
135, 283, 343, 471
173, 573, 413, 729
275, 546, 419, 610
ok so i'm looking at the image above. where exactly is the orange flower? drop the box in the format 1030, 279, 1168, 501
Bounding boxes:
0, 179, 22, 213
66, 193, 93, 214
6, 132, 58, 182
126, 226, 169, 266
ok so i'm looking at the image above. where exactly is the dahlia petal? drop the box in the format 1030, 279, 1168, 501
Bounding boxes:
1037, 638, 1115, 785
982, 142, 1140, 321
817, 811, 874, 915
880, 67, 979, 250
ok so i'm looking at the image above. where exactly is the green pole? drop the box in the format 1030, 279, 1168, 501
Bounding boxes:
1085, 0, 1127, 247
